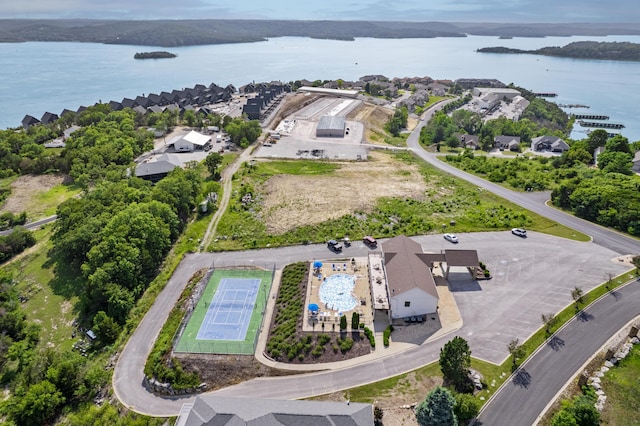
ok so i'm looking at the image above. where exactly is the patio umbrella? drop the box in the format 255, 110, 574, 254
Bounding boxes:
313, 261, 323, 268
308, 303, 319, 312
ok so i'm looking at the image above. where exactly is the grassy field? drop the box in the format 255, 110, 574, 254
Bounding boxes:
208, 150, 588, 251
2, 226, 80, 352
600, 344, 640, 425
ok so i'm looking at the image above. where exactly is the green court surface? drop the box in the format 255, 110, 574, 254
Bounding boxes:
174, 268, 273, 355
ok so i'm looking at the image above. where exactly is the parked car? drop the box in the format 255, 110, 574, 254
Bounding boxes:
363, 236, 377, 248
327, 239, 343, 252
342, 237, 351, 247
511, 228, 527, 237
443, 233, 459, 244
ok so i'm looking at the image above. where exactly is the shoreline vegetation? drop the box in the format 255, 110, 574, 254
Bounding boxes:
0, 19, 639, 47
477, 41, 640, 62
134, 51, 177, 59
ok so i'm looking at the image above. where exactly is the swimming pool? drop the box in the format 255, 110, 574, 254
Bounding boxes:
319, 274, 357, 312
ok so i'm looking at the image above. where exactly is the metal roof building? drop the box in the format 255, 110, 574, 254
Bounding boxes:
316, 115, 346, 138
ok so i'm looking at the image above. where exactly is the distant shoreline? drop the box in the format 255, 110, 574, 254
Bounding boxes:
0, 19, 639, 47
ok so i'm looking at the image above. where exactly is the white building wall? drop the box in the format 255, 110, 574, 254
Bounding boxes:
390, 287, 438, 319
174, 139, 194, 152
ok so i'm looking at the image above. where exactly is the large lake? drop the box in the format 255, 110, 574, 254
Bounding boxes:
2, 35, 639, 141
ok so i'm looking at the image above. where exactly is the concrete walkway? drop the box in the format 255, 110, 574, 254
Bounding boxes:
252, 267, 463, 372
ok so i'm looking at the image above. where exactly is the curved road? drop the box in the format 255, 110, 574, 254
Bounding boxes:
477, 280, 640, 425
113, 100, 640, 421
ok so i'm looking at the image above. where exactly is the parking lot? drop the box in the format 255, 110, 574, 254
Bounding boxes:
254, 97, 369, 161
411, 231, 631, 363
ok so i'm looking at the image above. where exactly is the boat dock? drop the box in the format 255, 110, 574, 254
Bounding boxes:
572, 114, 610, 120
578, 120, 625, 129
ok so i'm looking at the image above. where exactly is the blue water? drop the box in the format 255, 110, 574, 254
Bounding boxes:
1, 35, 640, 140
319, 274, 357, 313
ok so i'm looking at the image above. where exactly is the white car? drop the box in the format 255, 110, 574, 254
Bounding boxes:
443, 233, 459, 244
511, 228, 527, 237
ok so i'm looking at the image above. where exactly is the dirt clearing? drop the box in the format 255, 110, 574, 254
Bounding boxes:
0, 174, 69, 216
313, 370, 442, 426
258, 151, 426, 234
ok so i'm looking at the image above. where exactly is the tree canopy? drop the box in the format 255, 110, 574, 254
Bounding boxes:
439, 336, 472, 392
415, 386, 458, 426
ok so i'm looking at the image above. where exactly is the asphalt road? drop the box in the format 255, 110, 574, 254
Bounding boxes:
0, 214, 57, 236
406, 112, 640, 255
477, 279, 640, 425
112, 100, 640, 420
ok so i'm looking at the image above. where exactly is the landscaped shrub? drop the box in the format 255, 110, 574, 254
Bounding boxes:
383, 325, 393, 347
340, 314, 347, 331
351, 312, 360, 330
364, 327, 375, 347
311, 345, 324, 357
266, 262, 307, 361
318, 334, 331, 346
337, 337, 354, 353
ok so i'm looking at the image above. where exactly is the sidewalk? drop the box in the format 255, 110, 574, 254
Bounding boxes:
254, 268, 463, 372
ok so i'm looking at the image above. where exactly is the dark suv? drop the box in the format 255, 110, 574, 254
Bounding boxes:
327, 239, 343, 252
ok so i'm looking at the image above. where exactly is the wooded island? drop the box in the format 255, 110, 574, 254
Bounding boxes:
134, 51, 177, 59
477, 41, 640, 62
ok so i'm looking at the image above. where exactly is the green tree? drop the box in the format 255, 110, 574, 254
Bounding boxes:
604, 134, 631, 154
571, 286, 584, 311
542, 312, 557, 335
585, 128, 609, 155
439, 336, 471, 392
453, 392, 481, 421
183, 110, 197, 127
551, 408, 578, 426
632, 255, 640, 273
351, 312, 360, 330
204, 152, 224, 180
572, 395, 600, 425
507, 338, 525, 368
415, 386, 457, 426
597, 150, 633, 175
8, 380, 65, 425
340, 314, 347, 331
92, 311, 122, 344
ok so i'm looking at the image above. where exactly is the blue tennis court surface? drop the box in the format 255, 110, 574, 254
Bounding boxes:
196, 278, 261, 341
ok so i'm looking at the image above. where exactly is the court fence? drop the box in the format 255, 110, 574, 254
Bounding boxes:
172, 263, 276, 356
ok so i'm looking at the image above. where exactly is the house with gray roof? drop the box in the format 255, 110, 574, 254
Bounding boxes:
21, 114, 41, 130
494, 135, 521, 151
135, 153, 182, 183
456, 134, 479, 150
40, 111, 59, 125
176, 395, 373, 426
531, 135, 569, 152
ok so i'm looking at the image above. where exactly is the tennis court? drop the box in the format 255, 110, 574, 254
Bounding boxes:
196, 278, 260, 341
174, 268, 273, 355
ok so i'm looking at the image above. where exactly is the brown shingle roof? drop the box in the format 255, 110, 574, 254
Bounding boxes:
383, 235, 438, 299
443, 249, 479, 267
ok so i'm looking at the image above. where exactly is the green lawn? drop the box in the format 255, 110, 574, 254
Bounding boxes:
600, 344, 640, 425
32, 182, 82, 217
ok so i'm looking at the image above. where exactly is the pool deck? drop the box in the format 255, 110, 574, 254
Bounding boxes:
303, 258, 374, 332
